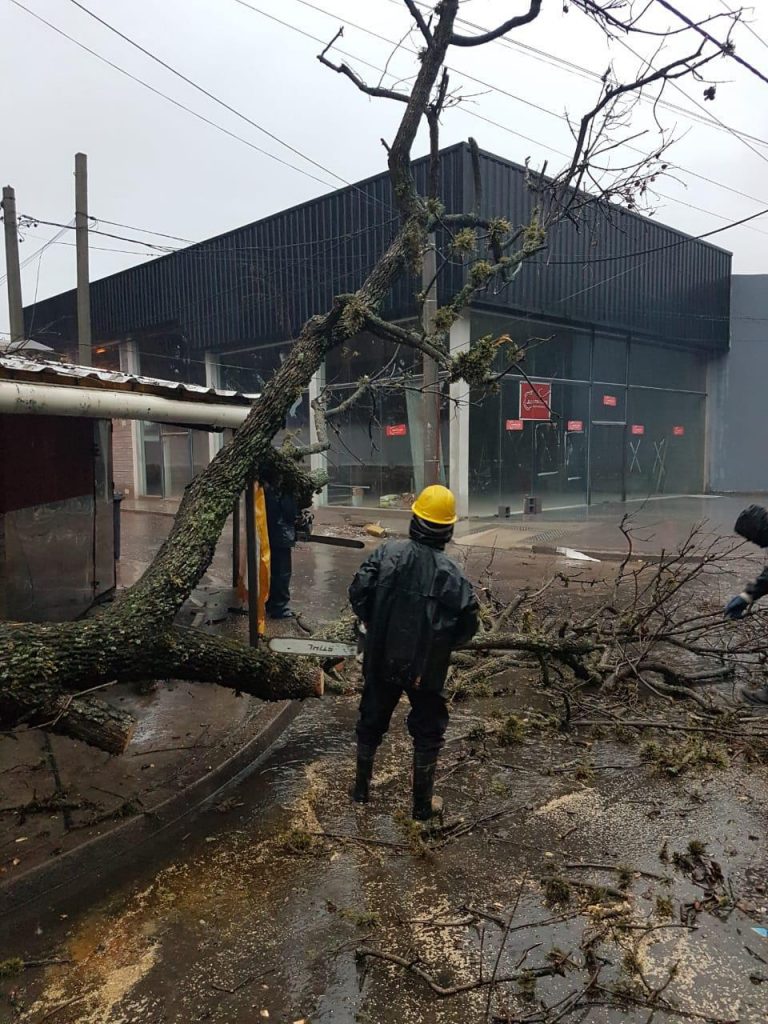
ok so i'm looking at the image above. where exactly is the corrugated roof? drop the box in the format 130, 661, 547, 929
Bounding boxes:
0, 354, 259, 406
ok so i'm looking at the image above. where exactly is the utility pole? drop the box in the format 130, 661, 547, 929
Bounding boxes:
422, 233, 441, 487
2, 186, 24, 343
75, 152, 92, 365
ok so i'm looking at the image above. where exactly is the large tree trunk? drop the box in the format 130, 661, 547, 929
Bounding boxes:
0, 138, 437, 754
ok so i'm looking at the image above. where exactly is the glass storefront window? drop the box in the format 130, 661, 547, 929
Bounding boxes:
626, 389, 705, 496
471, 313, 590, 381
325, 325, 420, 386
325, 376, 450, 508
469, 377, 590, 515
629, 342, 707, 391
593, 334, 627, 384
139, 335, 206, 386
218, 342, 291, 394
217, 344, 309, 448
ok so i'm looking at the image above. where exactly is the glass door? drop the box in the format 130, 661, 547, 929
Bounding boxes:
590, 385, 627, 503
589, 423, 626, 503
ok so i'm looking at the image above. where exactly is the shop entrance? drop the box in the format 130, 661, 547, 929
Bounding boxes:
589, 422, 626, 504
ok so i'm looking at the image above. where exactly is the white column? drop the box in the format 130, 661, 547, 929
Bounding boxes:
120, 338, 143, 498
449, 315, 471, 519
309, 358, 328, 506
204, 351, 224, 462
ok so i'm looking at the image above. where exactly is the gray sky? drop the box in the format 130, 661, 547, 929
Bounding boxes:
2, 0, 768, 337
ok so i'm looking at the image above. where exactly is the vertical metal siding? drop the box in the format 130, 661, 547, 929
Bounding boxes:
25, 143, 729, 353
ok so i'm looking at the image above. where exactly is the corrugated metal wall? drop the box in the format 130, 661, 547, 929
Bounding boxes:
25, 143, 729, 354
470, 148, 730, 349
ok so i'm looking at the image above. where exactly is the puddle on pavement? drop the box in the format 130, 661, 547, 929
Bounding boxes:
2, 693, 768, 1023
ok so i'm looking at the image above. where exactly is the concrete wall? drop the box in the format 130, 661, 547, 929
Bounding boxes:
708, 275, 768, 492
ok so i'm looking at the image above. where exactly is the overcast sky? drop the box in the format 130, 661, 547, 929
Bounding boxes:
2, 0, 768, 337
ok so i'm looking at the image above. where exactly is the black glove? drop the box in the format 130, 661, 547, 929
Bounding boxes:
723, 595, 750, 620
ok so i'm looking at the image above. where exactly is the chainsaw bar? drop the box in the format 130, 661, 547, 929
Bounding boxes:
269, 637, 358, 658
299, 533, 365, 549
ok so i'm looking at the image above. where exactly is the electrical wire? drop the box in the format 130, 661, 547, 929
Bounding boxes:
89, 217, 195, 244
64, 0, 393, 213
249, 0, 768, 228
6, 0, 338, 190
718, 0, 768, 53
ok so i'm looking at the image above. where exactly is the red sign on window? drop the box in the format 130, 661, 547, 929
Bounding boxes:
602, 394, 618, 408
567, 420, 584, 433
385, 423, 407, 437
672, 425, 685, 437
519, 381, 551, 420
505, 419, 524, 432
631, 424, 645, 436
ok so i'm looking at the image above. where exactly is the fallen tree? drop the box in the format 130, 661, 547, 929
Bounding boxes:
1, 0, 744, 752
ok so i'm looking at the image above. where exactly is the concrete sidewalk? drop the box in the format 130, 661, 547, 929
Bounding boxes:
123, 492, 761, 558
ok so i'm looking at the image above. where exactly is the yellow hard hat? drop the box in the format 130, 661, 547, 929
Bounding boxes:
412, 484, 457, 525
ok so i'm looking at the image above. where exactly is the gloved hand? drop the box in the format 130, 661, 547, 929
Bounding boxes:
723, 595, 750, 620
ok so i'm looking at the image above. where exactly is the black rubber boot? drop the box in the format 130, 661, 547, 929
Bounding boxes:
351, 743, 376, 803
741, 685, 768, 707
412, 750, 443, 822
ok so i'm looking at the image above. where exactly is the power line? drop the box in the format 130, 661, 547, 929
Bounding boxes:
23, 212, 402, 259
90, 217, 195, 244
6, 0, 338, 190
243, 0, 768, 236
0, 221, 74, 286
266, 0, 768, 219
656, 0, 768, 87
718, 0, 768, 53
65, 0, 383, 204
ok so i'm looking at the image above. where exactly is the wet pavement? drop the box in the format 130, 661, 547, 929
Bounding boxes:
3, 504, 768, 1022
2, 689, 768, 1023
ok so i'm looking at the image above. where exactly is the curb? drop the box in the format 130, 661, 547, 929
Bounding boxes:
530, 544, 704, 564
0, 700, 302, 931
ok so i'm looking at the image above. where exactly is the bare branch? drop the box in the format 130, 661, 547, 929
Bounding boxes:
403, 0, 433, 44
450, 0, 543, 46
318, 32, 410, 104
655, 0, 767, 85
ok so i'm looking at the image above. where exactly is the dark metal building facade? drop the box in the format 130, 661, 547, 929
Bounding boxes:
24, 144, 731, 512
26, 143, 730, 356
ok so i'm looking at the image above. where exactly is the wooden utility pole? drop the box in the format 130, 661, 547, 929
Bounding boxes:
2, 186, 24, 343
422, 233, 441, 487
75, 152, 92, 365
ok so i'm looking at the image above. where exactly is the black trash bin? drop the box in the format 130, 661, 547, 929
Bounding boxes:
113, 491, 123, 561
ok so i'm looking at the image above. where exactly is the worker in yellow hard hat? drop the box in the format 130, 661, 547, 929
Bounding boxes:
348, 484, 479, 822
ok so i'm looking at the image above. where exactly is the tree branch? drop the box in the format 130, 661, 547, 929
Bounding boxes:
318, 31, 410, 103
404, 0, 433, 44
450, 0, 542, 46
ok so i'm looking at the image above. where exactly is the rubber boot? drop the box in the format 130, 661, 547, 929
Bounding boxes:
412, 750, 443, 822
351, 743, 376, 803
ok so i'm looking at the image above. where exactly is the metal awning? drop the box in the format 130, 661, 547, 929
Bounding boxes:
0, 353, 258, 429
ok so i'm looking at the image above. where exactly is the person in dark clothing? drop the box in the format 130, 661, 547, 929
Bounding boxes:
724, 504, 768, 706
724, 566, 768, 705
348, 484, 479, 821
264, 485, 298, 620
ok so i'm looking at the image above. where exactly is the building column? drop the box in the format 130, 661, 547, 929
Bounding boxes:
309, 358, 328, 506
120, 339, 143, 499
449, 315, 471, 519
205, 351, 224, 463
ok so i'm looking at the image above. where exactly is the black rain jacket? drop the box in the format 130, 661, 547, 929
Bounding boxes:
349, 537, 479, 692
265, 489, 298, 549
